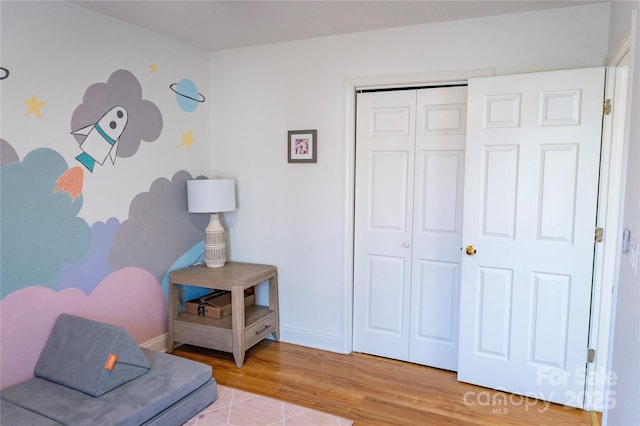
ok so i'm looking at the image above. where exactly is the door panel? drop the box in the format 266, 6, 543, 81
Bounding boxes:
530, 272, 571, 368
367, 256, 406, 334
458, 67, 604, 407
369, 152, 410, 230
409, 87, 466, 370
482, 145, 518, 238
414, 259, 459, 340
476, 266, 513, 358
421, 152, 461, 234
353, 90, 416, 360
538, 144, 578, 241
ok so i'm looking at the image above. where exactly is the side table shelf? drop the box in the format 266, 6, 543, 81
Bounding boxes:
168, 262, 279, 367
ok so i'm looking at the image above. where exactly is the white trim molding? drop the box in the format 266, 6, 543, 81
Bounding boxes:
140, 333, 169, 352
587, 30, 632, 413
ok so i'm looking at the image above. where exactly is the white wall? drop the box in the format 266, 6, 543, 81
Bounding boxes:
0, 1, 212, 388
1, 1, 213, 224
209, 4, 610, 352
604, 2, 640, 425
608, 1, 638, 61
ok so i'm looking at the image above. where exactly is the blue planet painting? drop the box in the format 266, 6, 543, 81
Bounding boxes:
170, 78, 205, 112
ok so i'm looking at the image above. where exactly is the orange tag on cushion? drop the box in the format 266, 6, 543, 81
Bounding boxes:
105, 353, 117, 371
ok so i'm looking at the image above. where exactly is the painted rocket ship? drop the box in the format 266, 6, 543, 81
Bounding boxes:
73, 106, 128, 172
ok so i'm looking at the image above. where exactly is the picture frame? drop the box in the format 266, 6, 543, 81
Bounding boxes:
287, 129, 317, 163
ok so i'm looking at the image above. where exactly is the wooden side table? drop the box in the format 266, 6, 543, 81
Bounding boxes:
168, 262, 279, 367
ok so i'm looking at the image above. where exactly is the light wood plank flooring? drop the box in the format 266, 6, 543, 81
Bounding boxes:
173, 341, 599, 425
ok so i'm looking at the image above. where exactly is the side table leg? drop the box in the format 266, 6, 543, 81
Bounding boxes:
168, 282, 181, 353
231, 287, 246, 367
269, 274, 280, 341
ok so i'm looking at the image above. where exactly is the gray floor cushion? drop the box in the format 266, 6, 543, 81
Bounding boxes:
143, 378, 218, 426
34, 314, 150, 397
2, 349, 216, 426
0, 399, 64, 426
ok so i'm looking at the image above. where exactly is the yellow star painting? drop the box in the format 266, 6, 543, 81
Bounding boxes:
24, 95, 46, 118
150, 63, 158, 73
180, 129, 196, 150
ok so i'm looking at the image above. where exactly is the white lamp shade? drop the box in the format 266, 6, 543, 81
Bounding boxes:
187, 179, 236, 213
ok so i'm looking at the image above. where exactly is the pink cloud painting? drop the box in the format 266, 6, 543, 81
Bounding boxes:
0, 267, 167, 390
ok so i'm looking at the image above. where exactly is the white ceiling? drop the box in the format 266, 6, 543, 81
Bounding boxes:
70, 0, 603, 52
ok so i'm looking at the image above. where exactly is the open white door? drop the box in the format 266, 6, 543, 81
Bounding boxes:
458, 67, 605, 408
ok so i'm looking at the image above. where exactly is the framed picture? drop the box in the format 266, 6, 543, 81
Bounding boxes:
287, 130, 317, 163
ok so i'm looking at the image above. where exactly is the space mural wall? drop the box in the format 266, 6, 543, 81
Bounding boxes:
0, 2, 214, 388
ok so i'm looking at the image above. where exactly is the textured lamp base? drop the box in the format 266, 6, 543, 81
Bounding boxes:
205, 213, 227, 268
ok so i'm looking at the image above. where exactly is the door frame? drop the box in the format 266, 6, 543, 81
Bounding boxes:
586, 33, 631, 411
342, 65, 622, 410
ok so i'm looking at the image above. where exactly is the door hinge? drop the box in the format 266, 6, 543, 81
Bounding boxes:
603, 99, 612, 115
587, 348, 596, 363
595, 227, 604, 243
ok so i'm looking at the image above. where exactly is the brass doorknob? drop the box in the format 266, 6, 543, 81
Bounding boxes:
465, 245, 477, 256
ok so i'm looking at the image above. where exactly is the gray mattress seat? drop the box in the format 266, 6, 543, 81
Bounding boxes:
143, 376, 217, 426
0, 399, 63, 426
1, 349, 216, 426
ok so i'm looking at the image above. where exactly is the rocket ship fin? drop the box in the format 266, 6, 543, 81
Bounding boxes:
108, 139, 119, 165
71, 124, 94, 136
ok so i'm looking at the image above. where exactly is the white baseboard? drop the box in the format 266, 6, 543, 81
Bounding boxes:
140, 333, 168, 352
139, 328, 347, 355
279, 325, 347, 354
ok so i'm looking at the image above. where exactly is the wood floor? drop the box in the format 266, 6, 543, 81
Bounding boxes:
173, 341, 599, 426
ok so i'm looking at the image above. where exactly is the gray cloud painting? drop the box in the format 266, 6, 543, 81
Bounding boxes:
108, 170, 209, 283
70, 69, 162, 169
1, 139, 19, 167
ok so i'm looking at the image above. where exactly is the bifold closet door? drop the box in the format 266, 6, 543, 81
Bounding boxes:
409, 87, 466, 370
353, 90, 417, 361
353, 86, 466, 371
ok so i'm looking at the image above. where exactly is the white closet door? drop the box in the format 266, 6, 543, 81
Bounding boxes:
353, 87, 466, 370
458, 67, 604, 407
353, 90, 416, 360
409, 87, 466, 370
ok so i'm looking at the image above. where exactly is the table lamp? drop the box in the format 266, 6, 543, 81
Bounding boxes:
187, 179, 237, 267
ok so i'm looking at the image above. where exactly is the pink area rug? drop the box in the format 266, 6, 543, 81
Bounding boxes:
185, 385, 354, 426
